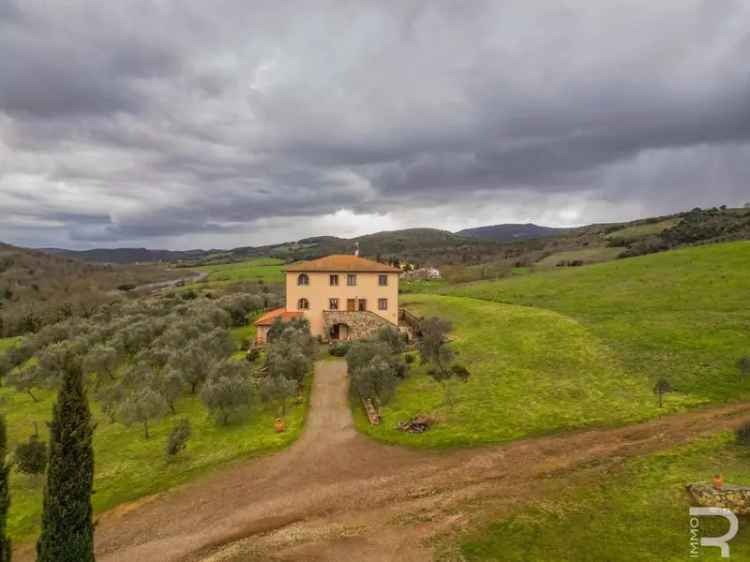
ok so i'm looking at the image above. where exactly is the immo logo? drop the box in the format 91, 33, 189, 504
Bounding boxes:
689, 507, 739, 558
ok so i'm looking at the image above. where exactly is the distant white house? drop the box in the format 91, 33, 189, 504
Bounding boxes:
401, 267, 441, 281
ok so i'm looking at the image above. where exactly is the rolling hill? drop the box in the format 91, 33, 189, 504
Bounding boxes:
456, 223, 572, 242
32, 206, 750, 270
0, 242, 181, 337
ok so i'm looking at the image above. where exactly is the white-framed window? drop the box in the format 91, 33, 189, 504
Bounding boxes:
297, 273, 309, 286
329, 298, 339, 310
298, 298, 310, 310
347, 274, 357, 286
379, 274, 388, 286
378, 298, 388, 311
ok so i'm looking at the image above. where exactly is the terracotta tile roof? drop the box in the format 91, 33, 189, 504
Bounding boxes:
285, 254, 400, 273
254, 307, 304, 326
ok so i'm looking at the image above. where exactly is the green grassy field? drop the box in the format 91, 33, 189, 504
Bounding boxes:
358, 242, 750, 447
442, 241, 750, 406
456, 432, 750, 562
0, 336, 21, 354
355, 294, 678, 448
535, 246, 623, 267
196, 258, 285, 284
2, 365, 310, 542
606, 217, 681, 240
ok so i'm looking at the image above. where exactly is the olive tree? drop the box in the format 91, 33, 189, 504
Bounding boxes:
165, 419, 191, 459
375, 326, 405, 355
417, 318, 470, 409
6, 365, 50, 402
155, 369, 184, 414
417, 317, 454, 375
95, 382, 127, 423
259, 375, 298, 416
14, 434, 47, 476
83, 344, 119, 382
350, 357, 400, 406
168, 328, 234, 393
200, 360, 252, 424
117, 387, 168, 439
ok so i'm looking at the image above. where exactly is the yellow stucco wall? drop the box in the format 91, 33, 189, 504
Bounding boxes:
285, 271, 399, 338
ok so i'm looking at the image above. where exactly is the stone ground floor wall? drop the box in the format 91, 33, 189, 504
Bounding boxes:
323, 311, 394, 341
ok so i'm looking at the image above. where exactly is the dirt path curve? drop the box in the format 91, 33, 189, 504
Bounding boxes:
15, 360, 750, 562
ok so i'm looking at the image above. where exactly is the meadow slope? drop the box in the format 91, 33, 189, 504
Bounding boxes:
359, 241, 750, 447
442, 241, 750, 405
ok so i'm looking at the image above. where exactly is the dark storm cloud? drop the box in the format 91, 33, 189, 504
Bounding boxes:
1, 0, 750, 249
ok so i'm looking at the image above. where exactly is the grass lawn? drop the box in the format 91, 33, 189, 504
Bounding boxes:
196, 258, 285, 284
400, 279, 450, 294
230, 324, 256, 349
442, 241, 750, 406
606, 217, 681, 240
456, 432, 750, 562
0, 336, 22, 354
355, 294, 677, 448
2, 372, 310, 542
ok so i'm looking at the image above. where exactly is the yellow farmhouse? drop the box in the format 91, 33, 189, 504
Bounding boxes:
254, 254, 400, 344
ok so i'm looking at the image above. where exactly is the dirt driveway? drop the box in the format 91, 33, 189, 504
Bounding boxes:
15, 360, 750, 562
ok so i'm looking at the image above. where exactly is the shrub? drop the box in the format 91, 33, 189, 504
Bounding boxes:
246, 348, 260, 363
404, 353, 415, 364
450, 364, 471, 381
15, 434, 47, 476
165, 419, 192, 459
181, 289, 198, 301
737, 422, 750, 447
329, 342, 350, 357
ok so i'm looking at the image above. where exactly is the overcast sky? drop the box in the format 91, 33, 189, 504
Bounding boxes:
1, 1, 749, 250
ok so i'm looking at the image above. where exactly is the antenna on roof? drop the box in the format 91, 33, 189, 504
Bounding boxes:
354, 241, 360, 257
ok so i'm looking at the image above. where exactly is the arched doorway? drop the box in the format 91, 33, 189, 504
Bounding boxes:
330, 323, 350, 340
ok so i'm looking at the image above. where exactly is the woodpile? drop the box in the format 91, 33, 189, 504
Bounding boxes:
397, 415, 435, 433
362, 398, 380, 425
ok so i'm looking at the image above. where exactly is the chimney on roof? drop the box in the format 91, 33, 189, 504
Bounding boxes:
354, 241, 360, 257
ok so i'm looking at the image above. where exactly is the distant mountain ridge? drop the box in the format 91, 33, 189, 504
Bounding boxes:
23, 207, 750, 269
36, 224, 566, 264
456, 223, 572, 242
41, 247, 210, 264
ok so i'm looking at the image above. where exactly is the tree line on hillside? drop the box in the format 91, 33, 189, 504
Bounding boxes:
613, 206, 750, 258
0, 243, 189, 338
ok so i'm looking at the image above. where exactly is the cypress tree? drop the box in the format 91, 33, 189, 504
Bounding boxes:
0, 415, 10, 562
36, 357, 95, 562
